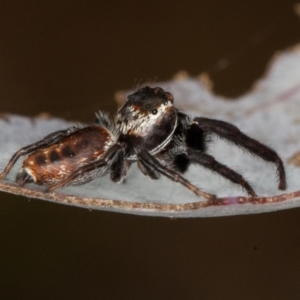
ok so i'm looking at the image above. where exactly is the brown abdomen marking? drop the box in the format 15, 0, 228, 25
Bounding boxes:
22, 126, 112, 184
35, 154, 47, 166
61, 145, 75, 158
49, 150, 60, 163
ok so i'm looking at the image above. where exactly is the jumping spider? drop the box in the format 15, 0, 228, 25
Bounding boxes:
0, 86, 287, 200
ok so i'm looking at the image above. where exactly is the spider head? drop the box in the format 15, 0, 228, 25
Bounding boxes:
126, 86, 174, 107
116, 86, 177, 155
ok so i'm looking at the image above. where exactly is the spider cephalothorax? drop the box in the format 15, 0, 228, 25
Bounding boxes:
116, 86, 177, 158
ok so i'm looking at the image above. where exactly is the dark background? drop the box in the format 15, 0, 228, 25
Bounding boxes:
1, 1, 300, 299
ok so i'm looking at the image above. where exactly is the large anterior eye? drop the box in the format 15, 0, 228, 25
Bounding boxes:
152, 109, 157, 115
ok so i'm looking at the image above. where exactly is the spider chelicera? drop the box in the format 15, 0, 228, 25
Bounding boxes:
0, 86, 287, 199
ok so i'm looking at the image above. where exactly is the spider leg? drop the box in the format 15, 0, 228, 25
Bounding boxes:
15, 171, 34, 186
193, 117, 287, 190
110, 149, 133, 183
110, 148, 126, 182
187, 148, 257, 197
47, 144, 122, 191
137, 160, 161, 180
137, 149, 215, 200
0, 129, 69, 180
47, 159, 107, 191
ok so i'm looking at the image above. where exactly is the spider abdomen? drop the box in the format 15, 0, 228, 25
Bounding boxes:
16, 126, 114, 186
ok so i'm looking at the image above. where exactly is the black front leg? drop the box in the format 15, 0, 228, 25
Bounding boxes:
137, 160, 161, 180
137, 149, 215, 200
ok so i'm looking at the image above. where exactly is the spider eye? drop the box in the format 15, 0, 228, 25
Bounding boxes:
152, 109, 158, 115
145, 104, 150, 109
163, 101, 168, 105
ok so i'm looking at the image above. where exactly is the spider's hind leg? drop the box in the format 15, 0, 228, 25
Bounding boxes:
137, 149, 215, 200
193, 117, 287, 190
137, 160, 161, 179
